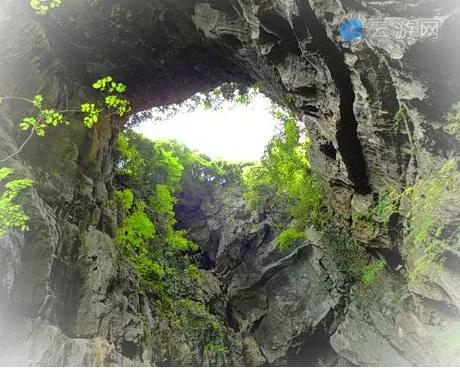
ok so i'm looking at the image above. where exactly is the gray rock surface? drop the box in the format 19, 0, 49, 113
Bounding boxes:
0, 0, 459, 366
331, 305, 414, 367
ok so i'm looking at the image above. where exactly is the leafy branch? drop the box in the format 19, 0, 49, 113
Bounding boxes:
0, 77, 131, 163
0, 77, 131, 237
0, 168, 33, 236
30, 0, 62, 15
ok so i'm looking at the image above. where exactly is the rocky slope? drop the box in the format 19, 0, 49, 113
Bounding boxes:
1, 0, 460, 366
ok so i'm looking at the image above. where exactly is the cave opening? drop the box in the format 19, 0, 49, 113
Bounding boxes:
133, 86, 278, 163
2, 0, 460, 366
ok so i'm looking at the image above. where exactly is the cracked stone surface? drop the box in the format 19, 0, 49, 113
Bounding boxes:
1, 0, 460, 365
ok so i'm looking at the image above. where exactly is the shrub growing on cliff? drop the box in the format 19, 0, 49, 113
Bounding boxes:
0, 168, 33, 236
116, 201, 156, 253
115, 189, 134, 210
278, 228, 306, 251
445, 102, 460, 140
171, 298, 227, 356
402, 159, 460, 279
362, 259, 387, 285
351, 187, 399, 232
115, 131, 184, 199
243, 105, 326, 229
356, 159, 460, 280
321, 223, 368, 281
114, 129, 231, 355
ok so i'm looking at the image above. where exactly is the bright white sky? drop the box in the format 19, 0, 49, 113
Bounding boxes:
135, 94, 278, 163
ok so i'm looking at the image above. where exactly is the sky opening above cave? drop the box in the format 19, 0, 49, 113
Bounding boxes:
135, 94, 278, 163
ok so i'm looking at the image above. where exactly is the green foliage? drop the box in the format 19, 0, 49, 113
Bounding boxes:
401, 159, 460, 279
114, 129, 230, 354
243, 104, 327, 229
278, 228, 306, 251
285, 93, 295, 103
172, 298, 226, 350
15, 95, 70, 136
115, 189, 134, 210
149, 184, 176, 222
351, 187, 399, 231
445, 102, 460, 140
206, 342, 229, 354
30, 0, 61, 15
321, 223, 369, 281
0, 168, 33, 236
165, 230, 200, 253
81, 77, 131, 128
210, 82, 258, 108
0, 76, 131, 236
394, 107, 405, 123
155, 140, 242, 185
393, 107, 406, 133
92, 76, 131, 117
116, 201, 156, 252
362, 259, 387, 285
80, 103, 100, 128
358, 159, 460, 280
115, 131, 184, 198
183, 264, 202, 281
115, 200, 165, 282
1, 76, 131, 165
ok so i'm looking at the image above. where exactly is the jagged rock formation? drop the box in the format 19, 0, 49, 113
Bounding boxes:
175, 178, 346, 365
1, 0, 460, 366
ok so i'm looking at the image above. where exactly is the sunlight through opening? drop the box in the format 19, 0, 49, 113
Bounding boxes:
135, 94, 278, 163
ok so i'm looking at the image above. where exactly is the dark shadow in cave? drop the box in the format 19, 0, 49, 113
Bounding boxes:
286, 330, 353, 367
294, 0, 371, 194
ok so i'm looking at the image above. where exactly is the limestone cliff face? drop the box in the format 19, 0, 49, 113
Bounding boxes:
1, 0, 460, 366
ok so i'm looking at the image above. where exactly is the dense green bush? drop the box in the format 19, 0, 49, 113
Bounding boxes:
445, 102, 460, 140
114, 130, 228, 353
0, 168, 33, 236
321, 223, 369, 281
351, 187, 399, 232
243, 105, 327, 230
362, 259, 387, 285
278, 229, 306, 251
115, 189, 134, 210
402, 160, 460, 279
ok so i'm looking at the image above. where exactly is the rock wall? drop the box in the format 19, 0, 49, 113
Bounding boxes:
1, 0, 460, 366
